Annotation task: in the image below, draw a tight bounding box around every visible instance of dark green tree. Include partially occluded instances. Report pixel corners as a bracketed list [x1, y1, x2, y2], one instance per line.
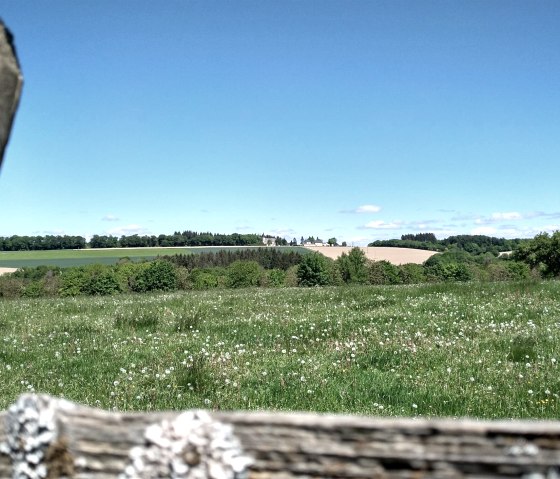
[297, 253, 330, 287]
[336, 247, 368, 284]
[134, 261, 177, 292]
[227, 260, 263, 288]
[513, 231, 560, 277]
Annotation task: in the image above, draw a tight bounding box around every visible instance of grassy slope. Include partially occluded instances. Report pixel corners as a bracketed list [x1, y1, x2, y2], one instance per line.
[1, 280, 559, 418]
[0, 246, 308, 268]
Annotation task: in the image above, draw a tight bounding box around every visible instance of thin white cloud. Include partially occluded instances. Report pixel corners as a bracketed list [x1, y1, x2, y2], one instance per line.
[102, 214, 120, 222]
[363, 220, 403, 229]
[475, 211, 523, 225]
[234, 225, 254, 231]
[267, 228, 297, 238]
[356, 204, 382, 213]
[471, 226, 498, 235]
[107, 224, 150, 236]
[532, 211, 560, 219]
[451, 213, 479, 221]
[491, 212, 522, 221]
[340, 204, 382, 214]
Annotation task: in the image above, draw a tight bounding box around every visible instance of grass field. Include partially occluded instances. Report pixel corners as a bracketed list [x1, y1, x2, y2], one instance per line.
[0, 246, 305, 268]
[1, 280, 559, 418]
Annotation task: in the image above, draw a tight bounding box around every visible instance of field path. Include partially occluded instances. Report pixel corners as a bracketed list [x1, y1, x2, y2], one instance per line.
[304, 246, 437, 265]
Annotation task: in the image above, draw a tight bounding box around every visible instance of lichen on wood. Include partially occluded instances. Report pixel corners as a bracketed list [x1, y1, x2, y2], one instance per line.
[1, 395, 74, 479]
[120, 410, 251, 479]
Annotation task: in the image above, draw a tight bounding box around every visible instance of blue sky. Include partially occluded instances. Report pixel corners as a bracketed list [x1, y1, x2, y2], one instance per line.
[1, 1, 558, 245]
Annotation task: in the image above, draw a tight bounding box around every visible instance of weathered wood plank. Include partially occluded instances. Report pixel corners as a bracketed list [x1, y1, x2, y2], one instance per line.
[1, 395, 560, 478]
[0, 19, 23, 168]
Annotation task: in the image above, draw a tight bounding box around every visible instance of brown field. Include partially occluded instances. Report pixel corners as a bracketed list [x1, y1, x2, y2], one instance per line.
[304, 246, 438, 265]
[0, 267, 17, 276]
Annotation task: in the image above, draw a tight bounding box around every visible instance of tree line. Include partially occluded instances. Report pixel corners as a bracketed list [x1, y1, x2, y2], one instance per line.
[0, 231, 557, 299]
[0, 235, 86, 251]
[0, 231, 264, 251]
[370, 233, 526, 255]
[89, 231, 265, 248]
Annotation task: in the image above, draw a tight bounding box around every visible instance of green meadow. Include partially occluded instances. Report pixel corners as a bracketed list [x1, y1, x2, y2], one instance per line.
[1, 280, 559, 418]
[0, 246, 281, 268]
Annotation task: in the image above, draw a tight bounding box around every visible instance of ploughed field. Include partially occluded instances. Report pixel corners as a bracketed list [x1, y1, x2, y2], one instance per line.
[1, 280, 559, 418]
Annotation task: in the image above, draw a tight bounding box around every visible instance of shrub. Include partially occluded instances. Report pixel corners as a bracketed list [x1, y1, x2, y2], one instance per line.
[115, 262, 147, 293]
[42, 273, 61, 296]
[59, 267, 89, 296]
[297, 253, 331, 287]
[485, 262, 511, 282]
[505, 261, 531, 280]
[22, 281, 44, 298]
[259, 268, 286, 287]
[83, 264, 120, 295]
[368, 260, 401, 285]
[513, 231, 560, 278]
[0, 275, 25, 298]
[175, 266, 192, 290]
[398, 263, 426, 284]
[190, 269, 221, 290]
[423, 253, 474, 282]
[133, 260, 177, 292]
[336, 248, 368, 284]
[283, 265, 299, 287]
[227, 260, 262, 288]
[12, 265, 62, 281]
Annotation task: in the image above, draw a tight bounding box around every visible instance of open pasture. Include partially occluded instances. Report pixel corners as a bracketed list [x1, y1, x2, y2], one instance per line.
[1, 281, 559, 418]
[0, 246, 302, 269]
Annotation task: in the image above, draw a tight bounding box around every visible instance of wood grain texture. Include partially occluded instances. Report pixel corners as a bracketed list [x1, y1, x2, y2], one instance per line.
[0, 19, 23, 167]
[1, 396, 560, 478]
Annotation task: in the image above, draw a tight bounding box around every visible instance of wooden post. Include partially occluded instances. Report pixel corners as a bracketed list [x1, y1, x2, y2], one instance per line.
[0, 19, 23, 169]
[1, 395, 560, 478]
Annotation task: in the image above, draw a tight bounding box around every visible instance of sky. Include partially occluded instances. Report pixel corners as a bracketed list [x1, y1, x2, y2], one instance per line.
[0, 1, 559, 245]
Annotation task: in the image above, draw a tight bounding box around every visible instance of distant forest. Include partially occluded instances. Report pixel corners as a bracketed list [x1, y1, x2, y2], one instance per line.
[0, 231, 529, 255]
[163, 248, 304, 271]
[0, 231, 268, 251]
[369, 233, 527, 255]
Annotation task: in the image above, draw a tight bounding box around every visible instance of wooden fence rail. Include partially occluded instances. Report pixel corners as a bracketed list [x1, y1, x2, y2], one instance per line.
[1, 395, 560, 478]
[0, 19, 23, 169]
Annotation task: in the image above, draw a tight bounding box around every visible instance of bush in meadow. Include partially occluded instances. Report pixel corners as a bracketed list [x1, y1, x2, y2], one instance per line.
[297, 252, 331, 287]
[336, 247, 369, 284]
[133, 260, 177, 292]
[82, 264, 121, 295]
[0, 275, 25, 298]
[259, 268, 286, 287]
[368, 260, 401, 285]
[59, 267, 89, 296]
[423, 253, 474, 282]
[226, 260, 262, 288]
[513, 231, 560, 278]
[504, 260, 531, 280]
[190, 268, 223, 290]
[397, 263, 426, 284]
[22, 280, 44, 298]
[283, 265, 300, 287]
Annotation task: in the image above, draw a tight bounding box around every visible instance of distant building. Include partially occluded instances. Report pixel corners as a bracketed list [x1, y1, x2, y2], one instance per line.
[305, 239, 326, 246]
[261, 234, 275, 246]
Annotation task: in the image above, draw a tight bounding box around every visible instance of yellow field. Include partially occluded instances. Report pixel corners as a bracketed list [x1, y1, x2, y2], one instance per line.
[304, 246, 437, 265]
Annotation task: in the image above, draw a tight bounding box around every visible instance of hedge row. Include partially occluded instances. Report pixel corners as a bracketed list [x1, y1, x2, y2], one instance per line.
[0, 249, 536, 299]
